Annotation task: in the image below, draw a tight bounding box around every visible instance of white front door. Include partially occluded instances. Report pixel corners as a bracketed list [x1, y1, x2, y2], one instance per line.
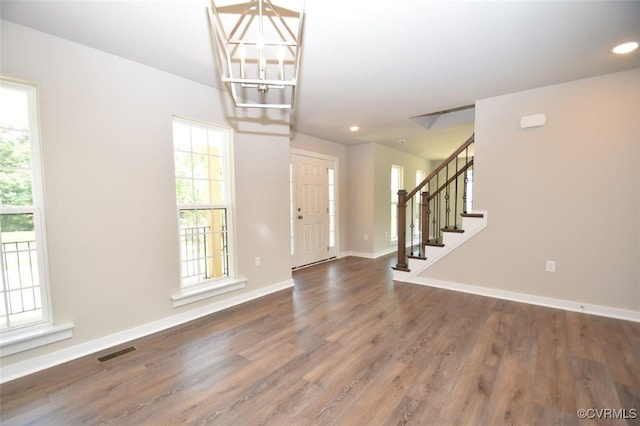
[291, 154, 335, 268]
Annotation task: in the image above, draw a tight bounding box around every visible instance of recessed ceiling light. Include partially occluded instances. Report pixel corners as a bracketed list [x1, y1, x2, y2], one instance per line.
[398, 139, 406, 144]
[611, 41, 639, 55]
[349, 125, 360, 132]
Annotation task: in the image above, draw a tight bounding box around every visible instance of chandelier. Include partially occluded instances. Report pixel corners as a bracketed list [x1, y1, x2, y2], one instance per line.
[207, 0, 305, 109]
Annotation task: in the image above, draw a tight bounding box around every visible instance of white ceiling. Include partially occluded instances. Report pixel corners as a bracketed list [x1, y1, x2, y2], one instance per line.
[1, 0, 639, 159]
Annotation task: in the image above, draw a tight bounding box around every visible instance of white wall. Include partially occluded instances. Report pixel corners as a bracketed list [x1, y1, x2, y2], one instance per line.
[347, 144, 375, 255]
[420, 68, 640, 312]
[346, 143, 430, 256]
[0, 22, 292, 368]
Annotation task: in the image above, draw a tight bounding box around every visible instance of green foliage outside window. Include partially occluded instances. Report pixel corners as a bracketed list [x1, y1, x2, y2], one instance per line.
[0, 128, 34, 232]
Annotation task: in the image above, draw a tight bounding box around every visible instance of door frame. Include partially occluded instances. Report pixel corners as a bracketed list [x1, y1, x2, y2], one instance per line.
[290, 149, 340, 269]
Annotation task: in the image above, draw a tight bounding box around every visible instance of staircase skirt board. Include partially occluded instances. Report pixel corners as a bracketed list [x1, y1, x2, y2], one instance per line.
[392, 211, 488, 281]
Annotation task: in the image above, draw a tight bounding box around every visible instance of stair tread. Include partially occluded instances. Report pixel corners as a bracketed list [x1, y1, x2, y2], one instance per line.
[408, 255, 427, 260]
[461, 213, 484, 218]
[425, 242, 445, 247]
[442, 227, 464, 233]
[391, 265, 410, 272]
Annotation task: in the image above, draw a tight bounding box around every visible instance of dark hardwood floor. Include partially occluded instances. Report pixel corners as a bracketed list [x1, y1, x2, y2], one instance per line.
[1, 255, 639, 425]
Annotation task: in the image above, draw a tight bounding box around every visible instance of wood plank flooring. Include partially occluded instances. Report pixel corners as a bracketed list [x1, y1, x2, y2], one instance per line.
[1, 254, 639, 425]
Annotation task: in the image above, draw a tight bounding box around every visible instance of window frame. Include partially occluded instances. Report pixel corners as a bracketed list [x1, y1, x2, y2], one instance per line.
[170, 116, 244, 307]
[390, 164, 404, 242]
[0, 77, 53, 333]
[414, 169, 425, 237]
[0, 77, 72, 357]
[328, 167, 336, 249]
[465, 168, 474, 213]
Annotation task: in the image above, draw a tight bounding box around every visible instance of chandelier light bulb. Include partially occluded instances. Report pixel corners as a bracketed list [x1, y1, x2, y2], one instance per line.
[238, 42, 246, 59]
[239, 42, 246, 78]
[277, 45, 285, 80]
[256, 33, 265, 52]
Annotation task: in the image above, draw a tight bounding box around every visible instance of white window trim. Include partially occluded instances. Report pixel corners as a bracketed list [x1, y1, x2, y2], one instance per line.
[0, 322, 74, 357]
[390, 164, 404, 243]
[0, 77, 71, 355]
[171, 277, 246, 308]
[327, 167, 336, 250]
[171, 116, 242, 306]
[414, 169, 425, 238]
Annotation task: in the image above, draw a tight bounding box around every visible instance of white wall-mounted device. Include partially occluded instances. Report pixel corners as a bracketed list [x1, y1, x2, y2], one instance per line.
[520, 113, 546, 129]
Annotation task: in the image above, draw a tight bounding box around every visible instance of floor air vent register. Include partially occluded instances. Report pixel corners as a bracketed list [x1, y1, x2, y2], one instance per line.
[96, 346, 137, 364]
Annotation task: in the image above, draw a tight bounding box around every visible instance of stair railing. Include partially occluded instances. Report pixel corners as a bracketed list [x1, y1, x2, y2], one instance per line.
[394, 134, 475, 271]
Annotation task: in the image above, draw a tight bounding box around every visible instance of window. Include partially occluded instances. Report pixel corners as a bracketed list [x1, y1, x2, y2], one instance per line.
[390, 165, 403, 242]
[415, 170, 425, 189]
[289, 163, 295, 256]
[0, 79, 51, 332]
[172, 118, 232, 289]
[328, 168, 336, 248]
[414, 169, 425, 235]
[465, 169, 474, 213]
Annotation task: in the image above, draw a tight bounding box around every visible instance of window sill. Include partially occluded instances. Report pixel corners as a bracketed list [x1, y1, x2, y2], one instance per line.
[171, 277, 247, 308]
[0, 323, 74, 357]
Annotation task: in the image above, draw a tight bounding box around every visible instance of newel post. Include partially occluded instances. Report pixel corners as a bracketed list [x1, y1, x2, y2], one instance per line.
[395, 189, 409, 271]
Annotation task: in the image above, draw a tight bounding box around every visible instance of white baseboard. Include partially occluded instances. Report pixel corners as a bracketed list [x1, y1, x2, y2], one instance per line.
[373, 246, 397, 258]
[345, 247, 397, 260]
[403, 276, 640, 323]
[0, 279, 294, 384]
[345, 251, 376, 259]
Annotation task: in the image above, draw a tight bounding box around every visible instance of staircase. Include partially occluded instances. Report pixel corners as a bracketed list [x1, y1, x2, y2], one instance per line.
[392, 134, 487, 281]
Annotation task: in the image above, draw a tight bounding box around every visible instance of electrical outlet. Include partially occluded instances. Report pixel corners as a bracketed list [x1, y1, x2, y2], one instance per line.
[364, 233, 368, 241]
[545, 260, 556, 272]
[255, 256, 261, 267]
